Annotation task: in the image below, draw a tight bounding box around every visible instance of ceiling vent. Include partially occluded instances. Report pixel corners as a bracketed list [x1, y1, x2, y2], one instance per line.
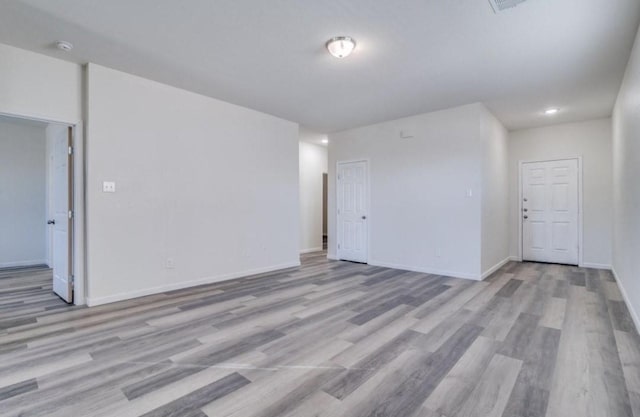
[488, 0, 528, 12]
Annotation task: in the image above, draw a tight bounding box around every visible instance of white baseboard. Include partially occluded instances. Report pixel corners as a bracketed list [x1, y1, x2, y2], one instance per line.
[611, 266, 640, 334]
[0, 259, 48, 268]
[368, 259, 481, 281]
[327, 253, 338, 260]
[300, 247, 323, 254]
[507, 256, 611, 271]
[579, 262, 612, 270]
[86, 261, 301, 307]
[481, 257, 511, 280]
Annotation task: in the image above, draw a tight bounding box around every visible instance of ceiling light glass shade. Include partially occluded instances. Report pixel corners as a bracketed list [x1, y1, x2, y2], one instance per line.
[544, 108, 559, 115]
[326, 36, 356, 58]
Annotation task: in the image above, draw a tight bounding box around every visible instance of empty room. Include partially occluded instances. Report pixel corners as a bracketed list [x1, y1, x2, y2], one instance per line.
[1, 1, 639, 416]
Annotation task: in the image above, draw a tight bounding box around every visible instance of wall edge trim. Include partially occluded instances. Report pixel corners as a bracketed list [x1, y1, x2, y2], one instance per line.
[368, 259, 481, 281]
[611, 266, 640, 334]
[0, 259, 48, 268]
[300, 247, 323, 254]
[86, 260, 301, 306]
[481, 257, 511, 280]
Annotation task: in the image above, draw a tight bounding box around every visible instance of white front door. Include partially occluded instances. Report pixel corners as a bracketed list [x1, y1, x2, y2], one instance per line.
[522, 159, 579, 265]
[337, 161, 368, 263]
[51, 126, 73, 303]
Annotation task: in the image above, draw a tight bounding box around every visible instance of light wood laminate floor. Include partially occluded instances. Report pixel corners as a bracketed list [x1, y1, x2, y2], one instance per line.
[1, 254, 639, 417]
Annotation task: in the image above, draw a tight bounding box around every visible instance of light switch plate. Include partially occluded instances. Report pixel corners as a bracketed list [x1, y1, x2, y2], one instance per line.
[103, 181, 116, 193]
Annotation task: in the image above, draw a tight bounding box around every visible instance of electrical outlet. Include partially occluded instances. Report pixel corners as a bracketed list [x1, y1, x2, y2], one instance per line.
[400, 129, 414, 139]
[103, 181, 116, 193]
[165, 257, 175, 269]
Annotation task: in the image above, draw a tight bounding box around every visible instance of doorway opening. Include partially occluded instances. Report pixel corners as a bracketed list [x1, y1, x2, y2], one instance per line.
[519, 157, 582, 266]
[0, 114, 80, 304]
[298, 136, 328, 256]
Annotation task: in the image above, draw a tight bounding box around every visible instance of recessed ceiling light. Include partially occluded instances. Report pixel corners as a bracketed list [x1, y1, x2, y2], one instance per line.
[321, 138, 329, 144]
[55, 40, 73, 52]
[326, 36, 356, 59]
[544, 108, 559, 115]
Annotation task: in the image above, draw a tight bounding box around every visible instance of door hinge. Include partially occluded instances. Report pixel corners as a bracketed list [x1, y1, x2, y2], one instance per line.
[68, 146, 73, 155]
[68, 210, 74, 219]
[69, 275, 75, 287]
[338, 243, 341, 249]
[338, 174, 341, 180]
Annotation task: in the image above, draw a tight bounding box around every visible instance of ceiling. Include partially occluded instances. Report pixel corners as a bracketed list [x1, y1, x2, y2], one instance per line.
[0, 114, 49, 129]
[0, 0, 638, 133]
[299, 127, 328, 147]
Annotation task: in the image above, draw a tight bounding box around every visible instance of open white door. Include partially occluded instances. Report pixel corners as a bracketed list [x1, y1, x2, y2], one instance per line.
[337, 161, 368, 263]
[522, 159, 579, 265]
[50, 126, 73, 303]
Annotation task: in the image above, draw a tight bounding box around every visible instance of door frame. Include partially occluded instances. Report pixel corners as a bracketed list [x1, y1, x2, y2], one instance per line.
[517, 156, 583, 267]
[1, 111, 86, 305]
[336, 158, 370, 264]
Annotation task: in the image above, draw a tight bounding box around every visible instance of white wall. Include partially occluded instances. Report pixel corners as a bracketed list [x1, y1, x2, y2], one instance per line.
[85, 64, 299, 305]
[299, 137, 327, 253]
[329, 103, 506, 279]
[0, 43, 82, 124]
[508, 119, 613, 268]
[0, 120, 47, 267]
[481, 108, 510, 276]
[612, 25, 640, 330]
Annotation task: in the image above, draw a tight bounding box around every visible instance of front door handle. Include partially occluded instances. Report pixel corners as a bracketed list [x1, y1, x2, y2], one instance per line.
[47, 219, 55, 225]
[362, 216, 367, 220]
[523, 215, 528, 220]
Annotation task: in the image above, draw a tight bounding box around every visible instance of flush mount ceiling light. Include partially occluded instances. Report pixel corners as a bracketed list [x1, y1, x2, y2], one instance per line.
[326, 36, 356, 58]
[321, 138, 329, 144]
[544, 108, 560, 115]
[55, 40, 73, 52]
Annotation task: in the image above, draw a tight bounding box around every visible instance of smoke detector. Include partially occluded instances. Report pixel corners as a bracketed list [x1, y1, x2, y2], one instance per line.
[55, 41, 73, 52]
[488, 0, 528, 13]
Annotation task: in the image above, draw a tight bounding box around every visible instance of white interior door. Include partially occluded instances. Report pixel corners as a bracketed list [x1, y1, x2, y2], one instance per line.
[337, 161, 368, 263]
[522, 159, 578, 265]
[51, 126, 73, 303]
